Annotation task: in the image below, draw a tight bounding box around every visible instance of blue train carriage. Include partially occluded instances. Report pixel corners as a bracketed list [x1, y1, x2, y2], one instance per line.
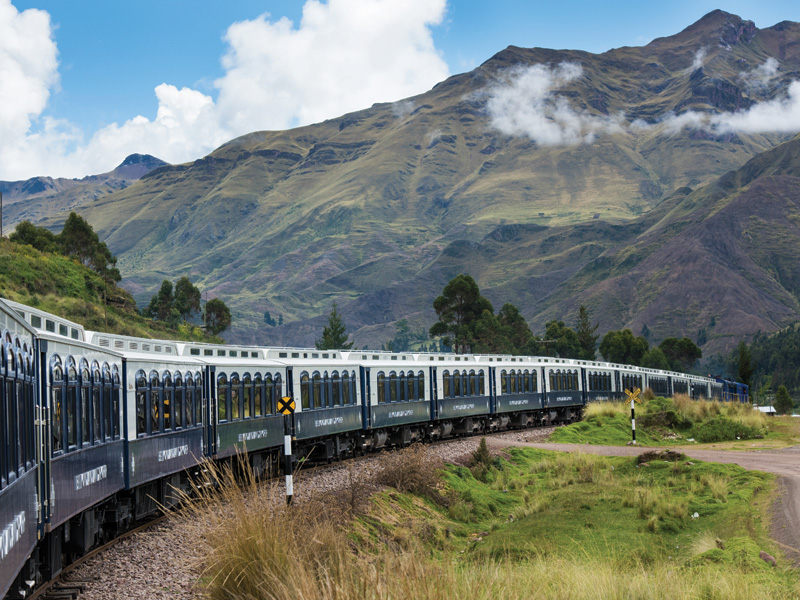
[541, 357, 586, 422]
[189, 343, 286, 477]
[340, 350, 430, 450]
[267, 348, 361, 461]
[0, 300, 40, 599]
[86, 332, 206, 519]
[485, 354, 546, 428]
[427, 353, 492, 436]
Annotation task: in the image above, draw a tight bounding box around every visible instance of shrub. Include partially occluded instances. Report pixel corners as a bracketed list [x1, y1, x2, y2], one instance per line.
[375, 444, 443, 500]
[690, 417, 763, 443]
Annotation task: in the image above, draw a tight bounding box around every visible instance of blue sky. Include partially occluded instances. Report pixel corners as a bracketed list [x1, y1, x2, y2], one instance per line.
[3, 0, 800, 180]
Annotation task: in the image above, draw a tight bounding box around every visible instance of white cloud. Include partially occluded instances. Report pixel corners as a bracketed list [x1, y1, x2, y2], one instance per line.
[740, 57, 779, 91]
[0, 0, 449, 180]
[485, 63, 624, 146]
[691, 47, 707, 71]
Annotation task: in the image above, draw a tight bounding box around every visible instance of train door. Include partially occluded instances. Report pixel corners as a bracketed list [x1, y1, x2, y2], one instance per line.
[488, 367, 496, 413]
[37, 339, 50, 536]
[429, 367, 438, 419]
[540, 367, 547, 408]
[360, 366, 371, 429]
[205, 365, 216, 457]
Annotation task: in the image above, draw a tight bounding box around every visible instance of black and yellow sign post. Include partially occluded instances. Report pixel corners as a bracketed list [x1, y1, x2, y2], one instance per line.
[278, 396, 296, 505]
[624, 387, 642, 444]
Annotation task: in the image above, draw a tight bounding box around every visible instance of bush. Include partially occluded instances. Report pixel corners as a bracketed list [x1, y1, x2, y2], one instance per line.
[690, 417, 763, 443]
[639, 397, 692, 430]
[375, 444, 443, 500]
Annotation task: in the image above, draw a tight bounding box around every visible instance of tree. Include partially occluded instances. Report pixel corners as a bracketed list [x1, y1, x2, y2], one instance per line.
[60, 212, 100, 266]
[174, 276, 201, 321]
[599, 329, 648, 365]
[736, 341, 754, 389]
[576, 305, 599, 360]
[774, 385, 793, 415]
[641, 347, 670, 370]
[472, 309, 515, 354]
[9, 220, 60, 253]
[429, 274, 493, 353]
[316, 302, 353, 350]
[384, 319, 412, 352]
[146, 280, 175, 321]
[659, 337, 702, 372]
[204, 298, 231, 335]
[498, 303, 535, 353]
[541, 320, 581, 358]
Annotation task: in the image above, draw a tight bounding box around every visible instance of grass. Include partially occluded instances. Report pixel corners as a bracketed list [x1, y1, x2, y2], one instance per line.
[178, 445, 800, 600]
[552, 395, 772, 446]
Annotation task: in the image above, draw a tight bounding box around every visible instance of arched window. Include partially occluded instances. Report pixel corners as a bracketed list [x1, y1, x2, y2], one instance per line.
[442, 370, 451, 398]
[50, 356, 64, 453]
[217, 373, 228, 423]
[243, 374, 252, 418]
[343, 371, 352, 405]
[418, 371, 426, 400]
[274, 374, 283, 409]
[501, 370, 508, 394]
[80, 361, 91, 445]
[300, 372, 310, 410]
[376, 372, 385, 403]
[254, 374, 264, 416]
[389, 372, 398, 403]
[511, 370, 519, 394]
[163, 372, 173, 430]
[136, 370, 147, 436]
[453, 370, 461, 397]
[103, 364, 113, 440]
[150, 371, 162, 432]
[92, 362, 102, 442]
[399, 371, 408, 402]
[174, 372, 184, 429]
[264, 373, 273, 415]
[230, 373, 240, 420]
[530, 370, 537, 393]
[185, 372, 195, 426]
[312, 372, 322, 409]
[332, 371, 341, 406]
[194, 371, 203, 425]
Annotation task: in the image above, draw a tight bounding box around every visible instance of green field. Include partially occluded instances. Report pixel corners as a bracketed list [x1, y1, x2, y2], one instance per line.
[186, 440, 799, 600]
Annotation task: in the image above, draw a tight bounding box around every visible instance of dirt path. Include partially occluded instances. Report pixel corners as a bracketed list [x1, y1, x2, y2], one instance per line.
[486, 437, 800, 565]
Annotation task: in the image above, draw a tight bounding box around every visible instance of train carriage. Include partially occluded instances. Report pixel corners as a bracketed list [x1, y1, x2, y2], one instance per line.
[543, 359, 585, 421]
[487, 355, 546, 428]
[428, 354, 492, 435]
[0, 301, 39, 600]
[186, 343, 285, 476]
[267, 349, 362, 460]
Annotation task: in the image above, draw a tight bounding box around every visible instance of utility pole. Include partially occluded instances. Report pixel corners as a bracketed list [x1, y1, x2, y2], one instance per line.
[1, 191, 3, 238]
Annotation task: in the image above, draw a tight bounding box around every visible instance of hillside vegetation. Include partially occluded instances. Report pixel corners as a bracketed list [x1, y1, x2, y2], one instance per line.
[0, 238, 219, 342]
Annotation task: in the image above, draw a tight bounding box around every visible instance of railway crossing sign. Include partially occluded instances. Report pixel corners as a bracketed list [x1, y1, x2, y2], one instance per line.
[624, 387, 642, 404]
[278, 396, 296, 415]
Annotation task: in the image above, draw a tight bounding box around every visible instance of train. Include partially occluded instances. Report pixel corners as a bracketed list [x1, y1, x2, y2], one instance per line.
[0, 297, 748, 598]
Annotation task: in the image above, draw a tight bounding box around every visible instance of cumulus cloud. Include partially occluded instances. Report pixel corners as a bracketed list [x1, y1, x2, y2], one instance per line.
[485, 63, 625, 146]
[0, 0, 449, 180]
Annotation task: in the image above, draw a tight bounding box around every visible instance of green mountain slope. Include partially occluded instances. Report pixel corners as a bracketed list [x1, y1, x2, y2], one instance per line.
[28, 10, 800, 352]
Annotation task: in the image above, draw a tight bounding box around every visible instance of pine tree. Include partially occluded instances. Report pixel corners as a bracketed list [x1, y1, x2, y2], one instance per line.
[774, 385, 793, 415]
[576, 305, 599, 360]
[316, 302, 353, 350]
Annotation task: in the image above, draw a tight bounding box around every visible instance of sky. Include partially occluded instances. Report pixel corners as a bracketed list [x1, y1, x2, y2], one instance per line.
[3, 0, 800, 180]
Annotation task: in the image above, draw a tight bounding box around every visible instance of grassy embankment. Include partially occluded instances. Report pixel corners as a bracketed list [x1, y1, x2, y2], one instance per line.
[550, 394, 799, 449]
[179, 439, 798, 599]
[0, 238, 219, 341]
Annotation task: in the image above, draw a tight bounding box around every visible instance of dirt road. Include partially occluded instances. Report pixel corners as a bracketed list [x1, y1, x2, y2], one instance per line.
[486, 437, 800, 565]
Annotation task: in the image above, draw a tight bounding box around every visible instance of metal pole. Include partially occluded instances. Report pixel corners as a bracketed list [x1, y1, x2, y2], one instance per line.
[1, 191, 3, 238]
[631, 396, 636, 444]
[283, 414, 293, 505]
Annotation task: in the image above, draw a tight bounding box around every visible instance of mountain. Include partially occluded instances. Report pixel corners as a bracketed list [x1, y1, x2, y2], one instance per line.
[2, 154, 167, 227]
[25, 11, 800, 355]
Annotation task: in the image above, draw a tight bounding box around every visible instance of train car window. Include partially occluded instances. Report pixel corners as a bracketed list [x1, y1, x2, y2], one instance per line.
[264, 373, 274, 415]
[324, 372, 333, 408]
[195, 372, 203, 425]
[80, 364, 91, 445]
[254, 374, 264, 416]
[230, 374, 241, 420]
[59, 324, 68, 336]
[275, 374, 283, 409]
[342, 372, 352, 406]
[136, 371, 147, 436]
[511, 370, 518, 394]
[332, 371, 341, 407]
[417, 371, 424, 400]
[67, 362, 78, 448]
[389, 372, 398, 403]
[243, 374, 252, 418]
[499, 370, 507, 394]
[45, 319, 55, 332]
[185, 374, 195, 426]
[113, 367, 121, 438]
[150, 372, 162, 433]
[311, 372, 322, 409]
[442, 370, 451, 398]
[300, 372, 310, 410]
[174, 373, 184, 429]
[217, 373, 229, 422]
[30, 315, 41, 328]
[163, 373, 173, 430]
[453, 370, 462, 397]
[50, 359, 64, 453]
[377, 372, 385, 404]
[92, 365, 102, 442]
[406, 372, 414, 402]
[102, 365, 112, 440]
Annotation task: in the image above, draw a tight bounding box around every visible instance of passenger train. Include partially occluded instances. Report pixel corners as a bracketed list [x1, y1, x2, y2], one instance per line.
[0, 298, 748, 598]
